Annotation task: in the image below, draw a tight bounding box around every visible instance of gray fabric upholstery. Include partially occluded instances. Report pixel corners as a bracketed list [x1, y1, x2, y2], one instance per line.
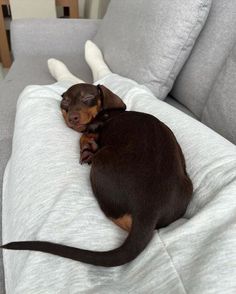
[165, 96, 197, 119]
[171, 0, 236, 118]
[11, 19, 101, 58]
[202, 43, 236, 144]
[94, 0, 212, 99]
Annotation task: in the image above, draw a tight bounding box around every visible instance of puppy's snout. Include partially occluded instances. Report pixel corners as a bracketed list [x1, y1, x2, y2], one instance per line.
[68, 112, 80, 124]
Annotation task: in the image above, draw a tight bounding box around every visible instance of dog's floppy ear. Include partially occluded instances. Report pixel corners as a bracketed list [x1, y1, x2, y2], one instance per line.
[97, 85, 126, 110]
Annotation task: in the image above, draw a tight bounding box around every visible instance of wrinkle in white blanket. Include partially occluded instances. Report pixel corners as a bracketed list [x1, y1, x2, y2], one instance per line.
[2, 74, 236, 294]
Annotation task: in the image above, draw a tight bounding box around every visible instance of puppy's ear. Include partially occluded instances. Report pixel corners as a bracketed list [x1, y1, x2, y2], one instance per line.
[97, 85, 126, 110]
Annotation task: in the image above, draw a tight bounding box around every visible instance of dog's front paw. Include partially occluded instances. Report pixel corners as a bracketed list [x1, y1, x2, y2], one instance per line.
[81, 140, 98, 153]
[79, 134, 99, 164]
[80, 149, 94, 165]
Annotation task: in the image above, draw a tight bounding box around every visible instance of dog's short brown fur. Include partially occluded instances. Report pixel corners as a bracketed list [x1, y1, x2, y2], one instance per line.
[2, 84, 193, 267]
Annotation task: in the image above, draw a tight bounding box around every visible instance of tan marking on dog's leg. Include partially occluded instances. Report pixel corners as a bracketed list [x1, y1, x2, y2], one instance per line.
[80, 133, 98, 151]
[110, 215, 132, 232]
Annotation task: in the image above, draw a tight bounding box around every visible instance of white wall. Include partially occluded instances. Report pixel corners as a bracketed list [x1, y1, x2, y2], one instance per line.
[9, 0, 110, 20]
[9, 0, 56, 19]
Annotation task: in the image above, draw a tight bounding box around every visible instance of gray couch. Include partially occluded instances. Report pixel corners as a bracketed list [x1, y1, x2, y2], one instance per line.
[1, 0, 236, 292]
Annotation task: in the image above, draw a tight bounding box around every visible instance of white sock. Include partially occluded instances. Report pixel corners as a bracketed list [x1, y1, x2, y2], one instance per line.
[85, 40, 112, 82]
[47, 58, 85, 84]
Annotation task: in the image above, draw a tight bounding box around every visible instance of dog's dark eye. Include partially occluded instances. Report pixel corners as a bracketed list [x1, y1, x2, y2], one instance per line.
[81, 95, 96, 107]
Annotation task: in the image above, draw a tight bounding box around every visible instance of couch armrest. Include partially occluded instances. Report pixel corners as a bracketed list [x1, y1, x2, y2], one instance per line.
[11, 19, 101, 58]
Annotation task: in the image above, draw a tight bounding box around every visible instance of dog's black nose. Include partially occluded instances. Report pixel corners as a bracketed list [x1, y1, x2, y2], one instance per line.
[69, 113, 80, 124]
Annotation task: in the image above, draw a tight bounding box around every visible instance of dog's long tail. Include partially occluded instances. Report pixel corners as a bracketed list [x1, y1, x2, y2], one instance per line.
[1, 213, 157, 267]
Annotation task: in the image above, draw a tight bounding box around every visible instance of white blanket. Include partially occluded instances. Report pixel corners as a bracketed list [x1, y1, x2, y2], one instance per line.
[3, 74, 236, 294]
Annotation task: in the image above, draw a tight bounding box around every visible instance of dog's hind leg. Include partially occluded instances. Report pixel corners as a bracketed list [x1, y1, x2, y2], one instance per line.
[48, 58, 85, 84]
[85, 40, 112, 82]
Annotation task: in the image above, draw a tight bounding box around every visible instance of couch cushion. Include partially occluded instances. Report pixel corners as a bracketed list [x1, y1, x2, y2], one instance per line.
[94, 0, 211, 100]
[165, 96, 197, 119]
[11, 19, 101, 59]
[201, 43, 236, 144]
[171, 0, 236, 118]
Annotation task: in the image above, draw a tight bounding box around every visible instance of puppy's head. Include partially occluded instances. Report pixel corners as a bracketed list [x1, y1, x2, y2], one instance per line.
[61, 83, 126, 132]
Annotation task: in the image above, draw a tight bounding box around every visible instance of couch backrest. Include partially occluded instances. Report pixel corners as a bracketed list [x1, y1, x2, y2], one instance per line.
[201, 42, 236, 144]
[171, 0, 236, 119]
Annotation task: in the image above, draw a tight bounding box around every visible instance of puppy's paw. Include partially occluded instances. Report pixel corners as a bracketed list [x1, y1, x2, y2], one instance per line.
[80, 135, 98, 152]
[81, 140, 98, 153]
[80, 150, 94, 165]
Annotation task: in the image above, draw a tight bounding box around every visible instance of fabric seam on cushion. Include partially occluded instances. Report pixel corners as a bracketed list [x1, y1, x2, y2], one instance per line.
[158, 232, 188, 294]
[161, 0, 211, 98]
[200, 40, 236, 121]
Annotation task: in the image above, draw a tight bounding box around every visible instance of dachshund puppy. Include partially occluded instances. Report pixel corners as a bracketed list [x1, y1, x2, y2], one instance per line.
[2, 83, 193, 267]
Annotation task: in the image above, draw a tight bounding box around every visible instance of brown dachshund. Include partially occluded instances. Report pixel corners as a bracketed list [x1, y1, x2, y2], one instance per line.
[2, 83, 193, 267]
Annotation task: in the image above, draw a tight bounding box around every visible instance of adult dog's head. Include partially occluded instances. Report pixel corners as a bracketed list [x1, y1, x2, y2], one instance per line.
[61, 83, 126, 132]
